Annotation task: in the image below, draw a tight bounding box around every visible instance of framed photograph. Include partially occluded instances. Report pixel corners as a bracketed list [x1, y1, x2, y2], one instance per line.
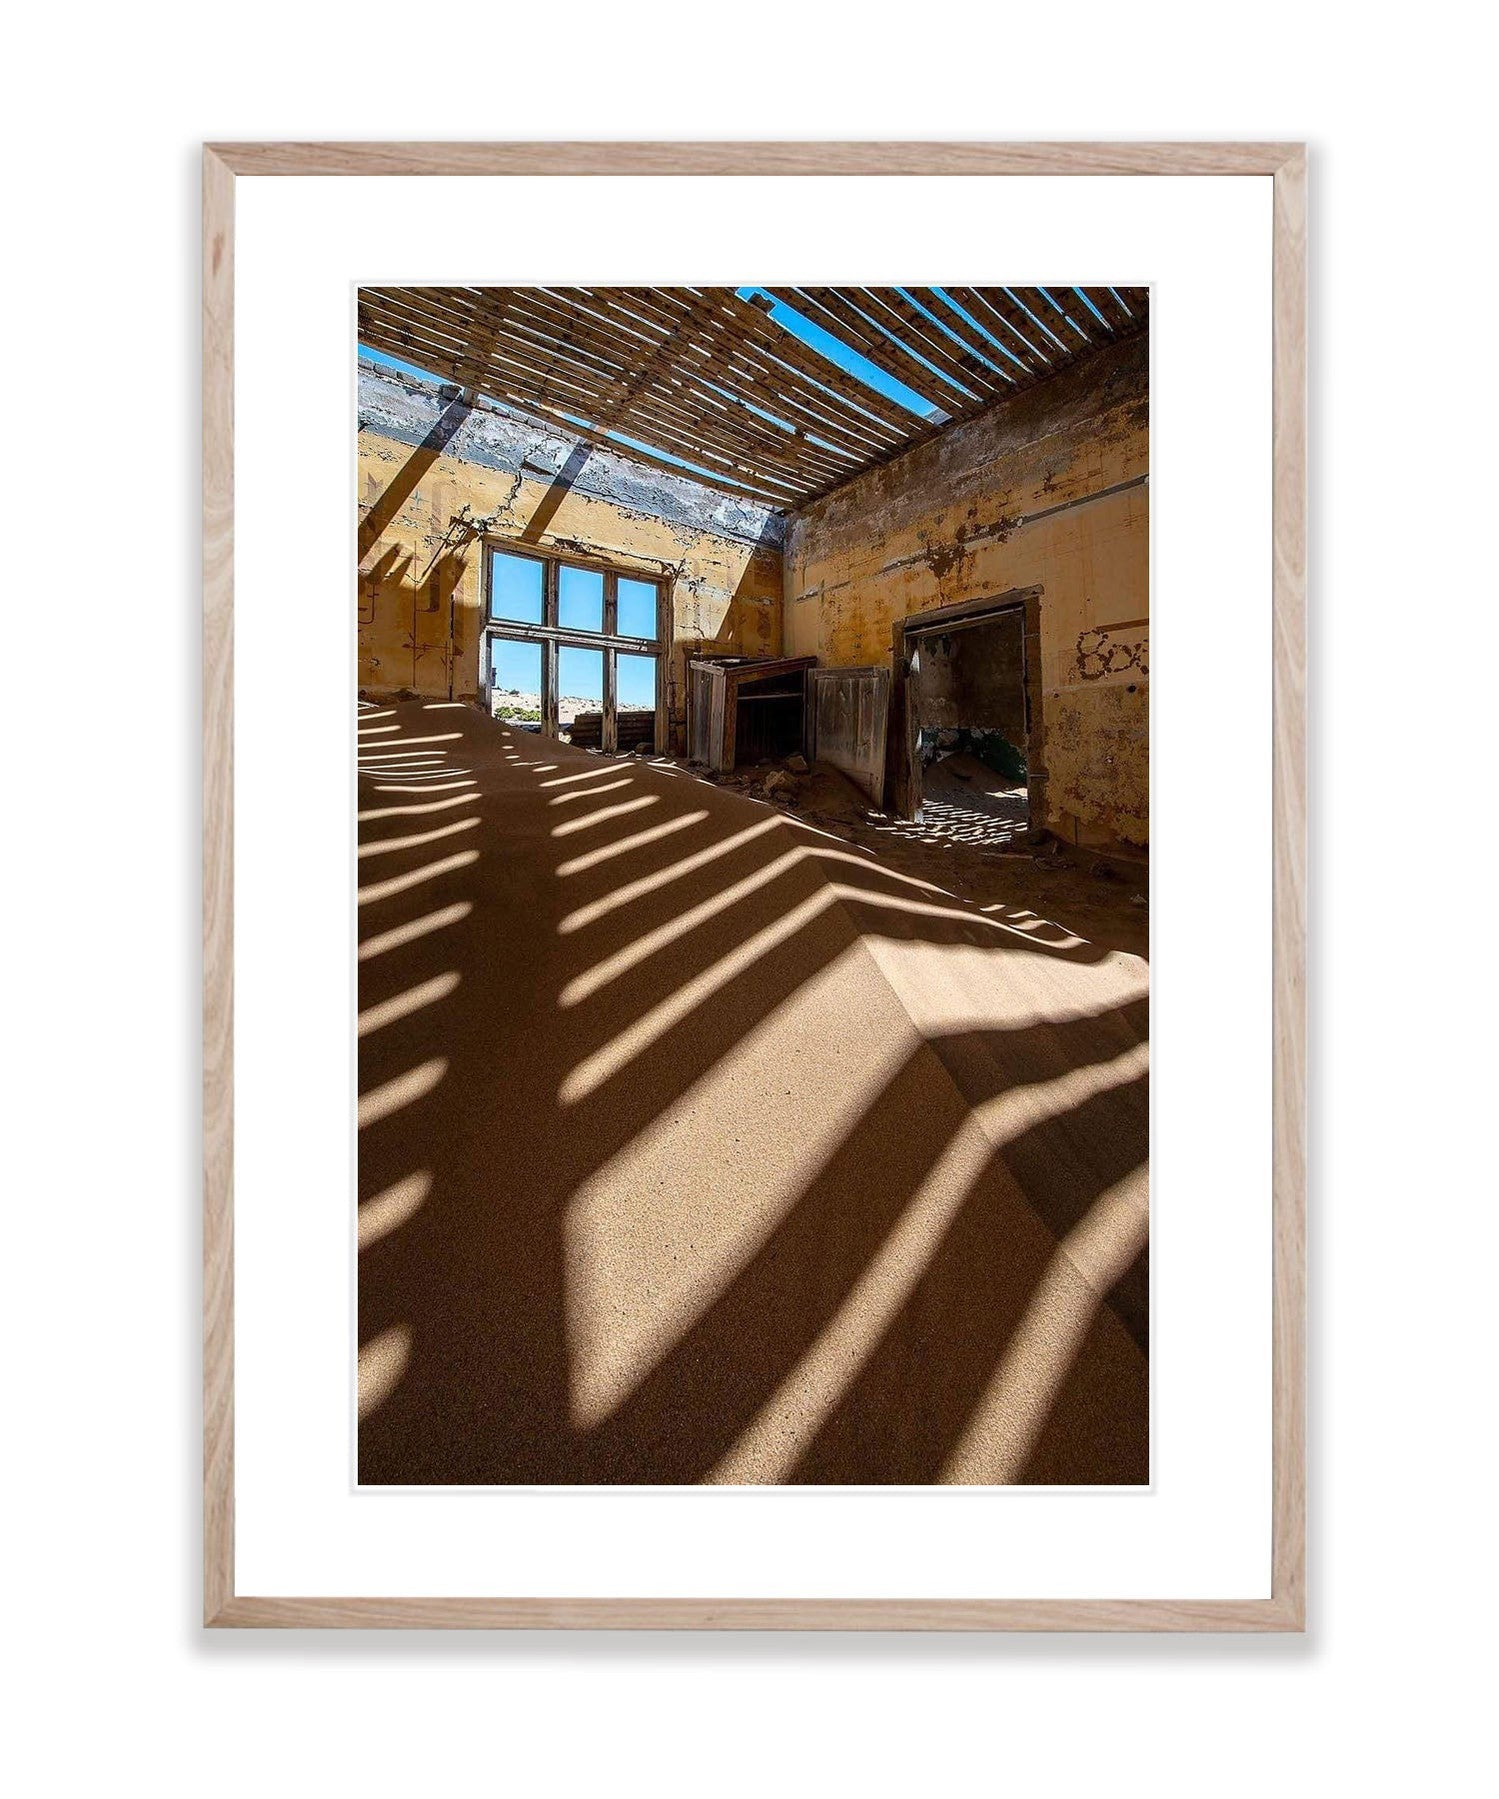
[204, 141, 1305, 1628]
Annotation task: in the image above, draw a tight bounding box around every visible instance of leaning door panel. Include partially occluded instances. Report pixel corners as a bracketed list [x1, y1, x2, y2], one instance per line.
[808, 666, 890, 806]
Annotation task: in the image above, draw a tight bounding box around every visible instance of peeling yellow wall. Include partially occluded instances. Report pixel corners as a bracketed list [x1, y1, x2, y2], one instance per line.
[357, 368, 783, 742]
[360, 350, 1149, 845]
[785, 336, 1150, 847]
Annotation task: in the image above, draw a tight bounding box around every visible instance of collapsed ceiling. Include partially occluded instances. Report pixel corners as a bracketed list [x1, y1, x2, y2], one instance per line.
[356, 286, 1149, 510]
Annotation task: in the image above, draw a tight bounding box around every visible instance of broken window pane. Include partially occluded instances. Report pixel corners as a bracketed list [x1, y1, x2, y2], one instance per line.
[489, 550, 543, 624]
[617, 578, 658, 640]
[558, 645, 604, 744]
[488, 637, 543, 728]
[617, 653, 658, 752]
[558, 565, 604, 633]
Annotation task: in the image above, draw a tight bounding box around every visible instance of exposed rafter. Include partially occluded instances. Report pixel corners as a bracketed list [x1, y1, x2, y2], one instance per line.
[357, 285, 1149, 510]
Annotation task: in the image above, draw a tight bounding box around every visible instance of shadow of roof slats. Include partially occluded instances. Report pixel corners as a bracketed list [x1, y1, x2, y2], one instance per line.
[356, 700, 1149, 1486]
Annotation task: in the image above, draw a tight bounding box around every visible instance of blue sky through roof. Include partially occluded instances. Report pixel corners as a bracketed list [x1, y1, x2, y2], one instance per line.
[359, 285, 950, 493]
[361, 299, 941, 425]
[734, 288, 941, 420]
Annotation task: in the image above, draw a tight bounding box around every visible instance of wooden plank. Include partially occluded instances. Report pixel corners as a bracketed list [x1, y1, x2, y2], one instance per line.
[362, 288, 816, 491]
[601, 646, 618, 754]
[707, 666, 728, 771]
[921, 288, 1046, 379]
[452, 287, 640, 390]
[213, 1594, 1302, 1630]
[494, 286, 862, 473]
[1004, 287, 1079, 357]
[202, 143, 236, 1629]
[655, 582, 670, 755]
[599, 286, 922, 451]
[1030, 286, 1095, 347]
[359, 321, 794, 503]
[957, 288, 1058, 376]
[809, 665, 890, 806]
[214, 140, 1301, 1634]
[444, 288, 635, 396]
[687, 660, 725, 767]
[1080, 286, 1132, 333]
[887, 612, 916, 818]
[860, 287, 1016, 402]
[721, 667, 737, 771]
[1117, 286, 1151, 326]
[361, 292, 622, 409]
[609, 284, 917, 441]
[854, 287, 1005, 401]
[215, 140, 1304, 178]
[363, 279, 1143, 509]
[506, 284, 896, 467]
[359, 289, 515, 385]
[453, 289, 858, 493]
[792, 286, 974, 417]
[1271, 143, 1308, 1633]
[363, 289, 837, 493]
[559, 295, 884, 481]
[702, 290, 930, 441]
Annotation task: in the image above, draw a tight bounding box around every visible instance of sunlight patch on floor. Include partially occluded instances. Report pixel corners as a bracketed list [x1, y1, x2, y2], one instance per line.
[562, 944, 916, 1438]
[708, 1043, 1149, 1483]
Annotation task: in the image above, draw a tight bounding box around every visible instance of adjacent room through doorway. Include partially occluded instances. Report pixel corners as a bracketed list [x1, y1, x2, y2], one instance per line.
[897, 598, 1033, 849]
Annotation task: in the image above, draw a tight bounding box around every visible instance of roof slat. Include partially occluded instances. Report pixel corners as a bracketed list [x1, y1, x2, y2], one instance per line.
[1031, 287, 1096, 348]
[786, 288, 970, 417]
[955, 288, 1059, 377]
[366, 287, 846, 492]
[357, 283, 1148, 509]
[359, 307, 807, 500]
[600, 286, 921, 448]
[1078, 287, 1129, 334]
[858, 288, 1016, 403]
[474, 285, 881, 482]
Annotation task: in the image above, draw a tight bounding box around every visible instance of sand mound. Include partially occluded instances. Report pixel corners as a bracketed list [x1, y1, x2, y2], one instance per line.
[357, 700, 1148, 1486]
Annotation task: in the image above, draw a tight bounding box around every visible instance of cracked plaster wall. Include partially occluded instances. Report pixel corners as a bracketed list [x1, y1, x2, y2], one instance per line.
[357, 363, 784, 742]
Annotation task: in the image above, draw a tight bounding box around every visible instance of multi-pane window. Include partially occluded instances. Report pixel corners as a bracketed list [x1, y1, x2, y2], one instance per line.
[557, 565, 604, 633]
[483, 546, 665, 753]
[489, 552, 544, 625]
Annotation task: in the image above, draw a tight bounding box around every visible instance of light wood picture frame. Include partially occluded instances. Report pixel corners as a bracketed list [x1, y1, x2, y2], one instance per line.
[203, 140, 1306, 1630]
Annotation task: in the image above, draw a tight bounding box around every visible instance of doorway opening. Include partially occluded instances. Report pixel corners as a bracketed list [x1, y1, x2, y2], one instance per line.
[889, 587, 1042, 846]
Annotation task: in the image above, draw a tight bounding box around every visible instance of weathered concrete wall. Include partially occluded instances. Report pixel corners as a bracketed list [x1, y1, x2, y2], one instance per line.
[911, 612, 1027, 746]
[357, 363, 784, 740]
[784, 336, 1149, 847]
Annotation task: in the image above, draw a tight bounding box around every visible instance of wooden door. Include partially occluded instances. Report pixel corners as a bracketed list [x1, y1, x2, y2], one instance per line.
[807, 666, 890, 806]
[687, 661, 729, 771]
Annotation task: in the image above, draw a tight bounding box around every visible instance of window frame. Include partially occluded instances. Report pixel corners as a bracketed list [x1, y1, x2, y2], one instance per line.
[481, 541, 669, 753]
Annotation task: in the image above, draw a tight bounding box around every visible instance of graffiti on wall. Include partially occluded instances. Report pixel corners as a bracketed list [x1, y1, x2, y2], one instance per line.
[1076, 622, 1149, 681]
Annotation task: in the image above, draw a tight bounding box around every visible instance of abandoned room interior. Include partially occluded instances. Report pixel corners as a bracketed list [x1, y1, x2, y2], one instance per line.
[356, 285, 1150, 1485]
